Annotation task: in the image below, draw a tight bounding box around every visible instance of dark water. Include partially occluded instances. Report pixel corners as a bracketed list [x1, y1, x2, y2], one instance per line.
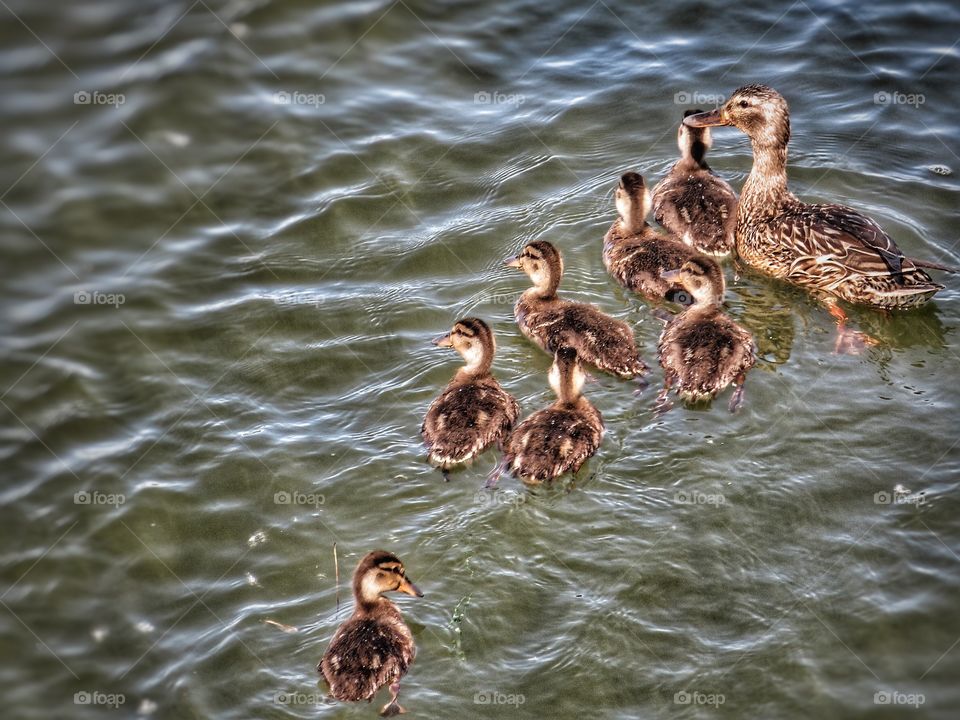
[1, 0, 959, 718]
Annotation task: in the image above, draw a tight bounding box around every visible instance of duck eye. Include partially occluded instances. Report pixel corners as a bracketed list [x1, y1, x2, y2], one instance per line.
[738, 100, 749, 108]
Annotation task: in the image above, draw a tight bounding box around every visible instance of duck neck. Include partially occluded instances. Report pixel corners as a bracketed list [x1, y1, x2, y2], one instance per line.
[679, 140, 710, 172]
[457, 347, 493, 379]
[740, 140, 790, 219]
[618, 212, 647, 236]
[528, 272, 560, 300]
[353, 578, 393, 615]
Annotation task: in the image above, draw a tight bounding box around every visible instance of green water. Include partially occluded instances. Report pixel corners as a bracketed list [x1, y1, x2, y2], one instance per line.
[1, 1, 959, 718]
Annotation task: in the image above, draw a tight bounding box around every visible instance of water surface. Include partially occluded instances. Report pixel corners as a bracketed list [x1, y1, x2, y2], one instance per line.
[1, 0, 959, 718]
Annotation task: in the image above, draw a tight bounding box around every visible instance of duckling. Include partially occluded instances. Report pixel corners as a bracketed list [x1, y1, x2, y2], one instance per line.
[422, 318, 520, 478]
[657, 258, 756, 413]
[319, 550, 423, 717]
[503, 347, 604, 483]
[603, 172, 720, 302]
[507, 240, 649, 378]
[685, 85, 955, 350]
[652, 110, 738, 255]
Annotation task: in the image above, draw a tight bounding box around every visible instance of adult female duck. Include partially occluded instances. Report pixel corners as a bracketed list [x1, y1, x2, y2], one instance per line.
[685, 85, 952, 347]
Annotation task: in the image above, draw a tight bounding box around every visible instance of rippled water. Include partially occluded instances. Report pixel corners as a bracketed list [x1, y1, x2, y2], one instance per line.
[2, 0, 959, 718]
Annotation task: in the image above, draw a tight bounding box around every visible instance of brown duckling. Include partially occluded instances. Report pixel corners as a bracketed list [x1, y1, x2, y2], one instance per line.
[503, 347, 604, 484]
[422, 318, 520, 479]
[319, 550, 423, 716]
[603, 172, 720, 302]
[652, 110, 738, 256]
[507, 240, 649, 378]
[657, 258, 757, 413]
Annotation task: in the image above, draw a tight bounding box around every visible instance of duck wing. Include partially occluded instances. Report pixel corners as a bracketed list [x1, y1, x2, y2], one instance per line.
[784, 203, 913, 279]
[549, 303, 648, 377]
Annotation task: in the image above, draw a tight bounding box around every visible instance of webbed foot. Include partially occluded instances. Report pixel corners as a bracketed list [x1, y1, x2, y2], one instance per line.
[728, 383, 746, 413]
[826, 302, 879, 355]
[380, 683, 406, 716]
[632, 374, 649, 397]
[833, 324, 879, 355]
[654, 387, 673, 416]
[485, 459, 507, 489]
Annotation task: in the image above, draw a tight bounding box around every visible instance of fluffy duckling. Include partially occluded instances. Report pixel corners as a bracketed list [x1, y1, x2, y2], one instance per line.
[657, 258, 756, 413]
[685, 85, 955, 349]
[652, 110, 738, 255]
[319, 550, 423, 717]
[603, 172, 720, 302]
[422, 318, 520, 478]
[503, 347, 604, 484]
[507, 240, 649, 378]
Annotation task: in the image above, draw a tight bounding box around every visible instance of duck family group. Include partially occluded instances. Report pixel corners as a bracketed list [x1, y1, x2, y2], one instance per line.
[317, 84, 954, 715]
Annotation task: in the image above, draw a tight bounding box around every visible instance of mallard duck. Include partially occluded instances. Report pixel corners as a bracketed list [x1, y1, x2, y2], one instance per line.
[685, 85, 954, 349]
[422, 318, 520, 479]
[657, 258, 756, 413]
[319, 550, 423, 717]
[507, 240, 649, 378]
[503, 347, 604, 483]
[604, 172, 723, 303]
[652, 110, 738, 255]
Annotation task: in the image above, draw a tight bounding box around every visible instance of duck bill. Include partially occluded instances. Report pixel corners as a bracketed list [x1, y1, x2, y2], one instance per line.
[683, 107, 729, 128]
[504, 256, 522, 269]
[660, 269, 681, 281]
[432, 332, 453, 347]
[397, 577, 423, 598]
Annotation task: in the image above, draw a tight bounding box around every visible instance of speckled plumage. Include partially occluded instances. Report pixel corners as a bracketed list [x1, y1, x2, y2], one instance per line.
[503, 348, 604, 483]
[321, 614, 414, 704]
[604, 172, 720, 302]
[685, 85, 947, 309]
[657, 259, 756, 410]
[509, 240, 648, 378]
[652, 111, 738, 255]
[422, 318, 519, 470]
[659, 305, 756, 403]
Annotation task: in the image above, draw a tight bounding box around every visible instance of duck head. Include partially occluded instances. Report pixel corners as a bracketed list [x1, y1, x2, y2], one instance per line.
[505, 240, 563, 298]
[614, 171, 650, 234]
[679, 109, 712, 166]
[353, 550, 423, 608]
[685, 84, 790, 149]
[661, 257, 726, 306]
[548, 346, 586, 405]
[432, 317, 495, 375]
